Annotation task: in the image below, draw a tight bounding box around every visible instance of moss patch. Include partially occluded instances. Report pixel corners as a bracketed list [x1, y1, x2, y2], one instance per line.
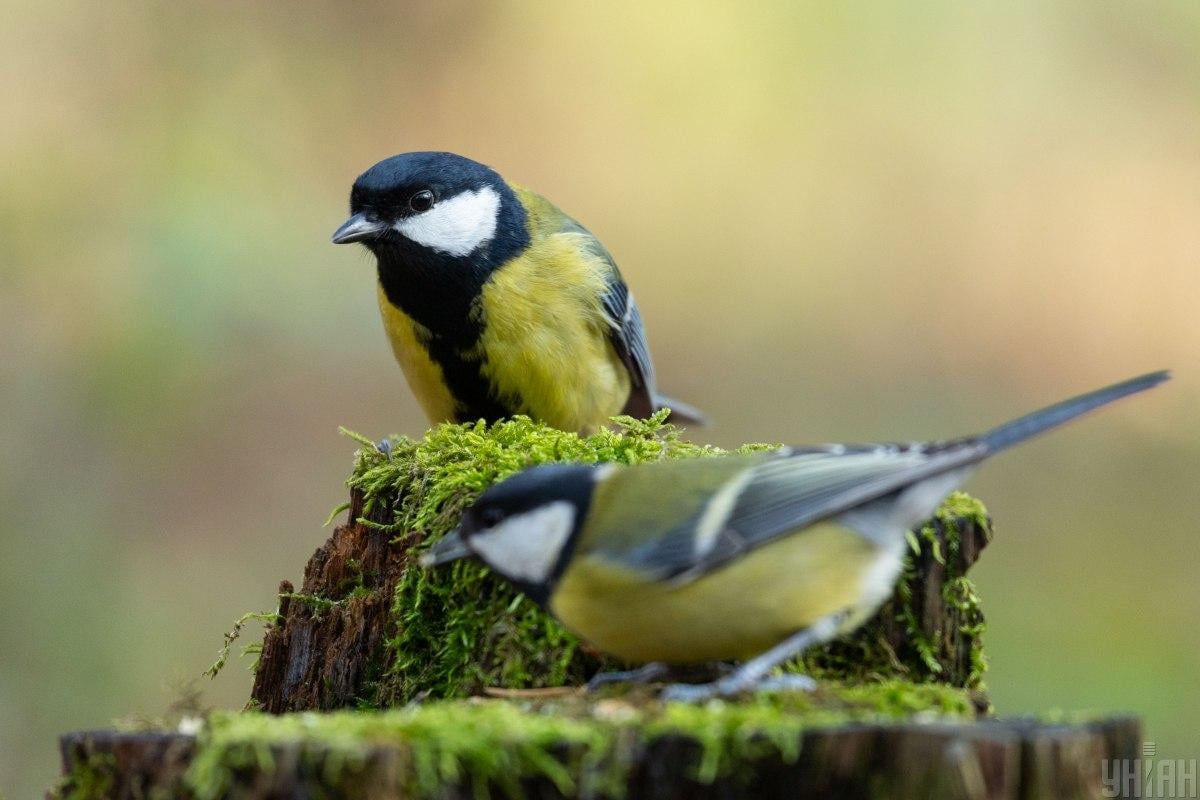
[186, 682, 976, 799]
[51, 751, 116, 800]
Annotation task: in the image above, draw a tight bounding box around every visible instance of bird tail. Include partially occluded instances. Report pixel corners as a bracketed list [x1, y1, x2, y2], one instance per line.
[981, 370, 1170, 454]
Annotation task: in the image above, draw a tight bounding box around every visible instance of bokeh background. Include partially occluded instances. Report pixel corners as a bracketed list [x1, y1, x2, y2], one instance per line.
[3, 1, 1199, 795]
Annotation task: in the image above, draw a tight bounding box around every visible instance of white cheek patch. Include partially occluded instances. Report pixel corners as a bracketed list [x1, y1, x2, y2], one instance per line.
[469, 501, 576, 583]
[394, 186, 501, 257]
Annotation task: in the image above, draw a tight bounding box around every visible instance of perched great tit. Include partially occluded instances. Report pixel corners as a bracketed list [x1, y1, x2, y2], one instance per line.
[424, 371, 1168, 700]
[332, 152, 703, 434]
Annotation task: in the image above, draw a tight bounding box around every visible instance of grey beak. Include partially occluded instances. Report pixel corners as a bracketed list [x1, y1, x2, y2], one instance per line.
[331, 212, 388, 244]
[419, 529, 473, 568]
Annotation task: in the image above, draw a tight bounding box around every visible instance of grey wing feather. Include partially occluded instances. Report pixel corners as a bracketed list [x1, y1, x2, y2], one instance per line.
[557, 217, 670, 419]
[602, 279, 707, 423]
[628, 441, 986, 583]
[597, 277, 662, 417]
[613, 369, 1171, 583]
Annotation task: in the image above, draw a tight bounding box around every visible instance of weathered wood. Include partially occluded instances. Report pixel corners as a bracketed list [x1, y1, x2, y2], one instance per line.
[56, 731, 195, 800]
[250, 489, 403, 712]
[1014, 717, 1143, 800]
[55, 717, 1141, 799]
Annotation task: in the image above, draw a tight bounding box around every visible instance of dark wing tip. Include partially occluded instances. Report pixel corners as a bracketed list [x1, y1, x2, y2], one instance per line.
[982, 369, 1171, 453]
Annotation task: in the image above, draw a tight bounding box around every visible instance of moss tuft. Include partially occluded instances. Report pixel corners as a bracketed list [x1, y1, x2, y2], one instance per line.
[185, 682, 975, 799]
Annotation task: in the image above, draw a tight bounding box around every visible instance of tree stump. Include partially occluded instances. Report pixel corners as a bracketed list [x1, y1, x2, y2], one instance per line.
[50, 423, 1142, 799]
[55, 731, 194, 800]
[56, 715, 1142, 799]
[245, 419, 992, 709]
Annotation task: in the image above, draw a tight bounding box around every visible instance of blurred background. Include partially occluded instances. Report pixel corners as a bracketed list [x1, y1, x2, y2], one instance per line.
[3, 0, 1198, 795]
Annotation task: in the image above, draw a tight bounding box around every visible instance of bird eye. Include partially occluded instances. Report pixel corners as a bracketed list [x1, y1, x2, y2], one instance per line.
[408, 189, 435, 213]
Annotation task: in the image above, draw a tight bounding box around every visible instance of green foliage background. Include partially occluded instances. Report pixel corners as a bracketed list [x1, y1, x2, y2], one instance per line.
[3, 2, 1199, 796]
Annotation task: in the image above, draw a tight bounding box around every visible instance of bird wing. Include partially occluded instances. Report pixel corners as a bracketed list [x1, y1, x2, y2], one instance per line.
[612, 369, 1174, 583]
[600, 279, 665, 419]
[555, 218, 659, 417]
[550, 214, 705, 423]
[596, 440, 986, 583]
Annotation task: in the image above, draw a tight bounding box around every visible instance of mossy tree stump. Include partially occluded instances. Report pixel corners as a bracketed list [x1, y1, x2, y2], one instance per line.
[55, 417, 1141, 799]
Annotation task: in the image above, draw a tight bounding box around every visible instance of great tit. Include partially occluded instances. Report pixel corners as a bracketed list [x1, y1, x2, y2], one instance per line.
[332, 152, 703, 434]
[423, 371, 1168, 700]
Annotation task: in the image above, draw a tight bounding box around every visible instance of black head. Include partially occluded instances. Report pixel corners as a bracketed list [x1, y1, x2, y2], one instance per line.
[332, 151, 528, 260]
[332, 152, 531, 338]
[423, 462, 605, 604]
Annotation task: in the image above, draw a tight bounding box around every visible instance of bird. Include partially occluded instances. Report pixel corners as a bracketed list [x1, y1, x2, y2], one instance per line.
[331, 151, 703, 434]
[422, 371, 1169, 701]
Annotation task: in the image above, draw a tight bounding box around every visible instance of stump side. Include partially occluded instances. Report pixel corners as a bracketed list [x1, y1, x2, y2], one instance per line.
[248, 486, 403, 712]
[54, 731, 195, 800]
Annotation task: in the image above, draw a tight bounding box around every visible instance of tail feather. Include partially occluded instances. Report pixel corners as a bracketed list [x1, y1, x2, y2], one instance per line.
[982, 370, 1170, 454]
[655, 393, 708, 427]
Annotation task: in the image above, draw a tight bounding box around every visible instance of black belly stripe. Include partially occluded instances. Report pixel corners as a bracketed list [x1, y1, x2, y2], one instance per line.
[420, 333, 515, 423]
[370, 189, 533, 424]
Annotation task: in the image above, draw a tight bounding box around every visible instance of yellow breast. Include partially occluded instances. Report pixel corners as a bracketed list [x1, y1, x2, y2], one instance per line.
[474, 236, 631, 434]
[550, 525, 887, 663]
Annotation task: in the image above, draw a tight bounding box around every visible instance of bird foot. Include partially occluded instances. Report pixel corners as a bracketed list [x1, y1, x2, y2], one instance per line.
[586, 662, 670, 692]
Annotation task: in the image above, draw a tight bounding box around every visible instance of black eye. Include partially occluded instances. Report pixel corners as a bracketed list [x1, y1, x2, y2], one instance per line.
[408, 189, 435, 213]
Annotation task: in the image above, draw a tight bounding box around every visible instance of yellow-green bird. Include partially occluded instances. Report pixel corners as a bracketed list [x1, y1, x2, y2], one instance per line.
[423, 371, 1168, 700]
[332, 151, 703, 433]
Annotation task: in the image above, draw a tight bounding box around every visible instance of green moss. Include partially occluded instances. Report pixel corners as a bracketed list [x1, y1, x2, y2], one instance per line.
[935, 491, 990, 531]
[185, 682, 975, 799]
[49, 750, 116, 800]
[205, 611, 278, 680]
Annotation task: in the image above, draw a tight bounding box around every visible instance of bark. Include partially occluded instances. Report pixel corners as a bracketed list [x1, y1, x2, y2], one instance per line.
[250, 488, 403, 712]
[55, 731, 194, 800]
